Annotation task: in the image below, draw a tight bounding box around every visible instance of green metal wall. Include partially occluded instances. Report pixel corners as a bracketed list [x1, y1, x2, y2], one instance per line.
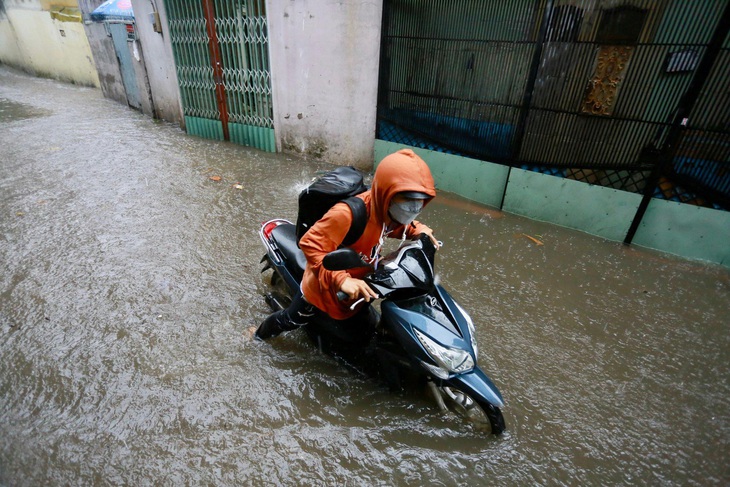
[377, 0, 730, 266]
[165, 0, 274, 152]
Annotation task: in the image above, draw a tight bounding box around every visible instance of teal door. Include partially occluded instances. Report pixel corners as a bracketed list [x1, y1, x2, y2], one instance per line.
[164, 0, 275, 152]
[108, 23, 141, 110]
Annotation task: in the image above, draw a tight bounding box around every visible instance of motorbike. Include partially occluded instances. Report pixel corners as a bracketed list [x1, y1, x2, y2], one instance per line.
[259, 219, 506, 435]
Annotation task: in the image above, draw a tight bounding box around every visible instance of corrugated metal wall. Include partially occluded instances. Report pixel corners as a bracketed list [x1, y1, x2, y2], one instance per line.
[378, 0, 730, 211]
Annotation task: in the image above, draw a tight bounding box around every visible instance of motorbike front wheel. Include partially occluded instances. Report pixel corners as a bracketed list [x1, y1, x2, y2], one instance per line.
[438, 385, 505, 435]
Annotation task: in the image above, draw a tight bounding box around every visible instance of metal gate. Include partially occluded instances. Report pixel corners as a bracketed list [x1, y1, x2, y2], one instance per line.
[164, 0, 274, 152]
[378, 0, 730, 221]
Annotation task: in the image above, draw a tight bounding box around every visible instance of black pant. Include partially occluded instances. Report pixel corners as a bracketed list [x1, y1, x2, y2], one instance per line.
[256, 293, 376, 345]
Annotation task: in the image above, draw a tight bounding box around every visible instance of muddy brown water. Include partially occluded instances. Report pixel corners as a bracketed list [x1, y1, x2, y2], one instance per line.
[1, 66, 728, 486]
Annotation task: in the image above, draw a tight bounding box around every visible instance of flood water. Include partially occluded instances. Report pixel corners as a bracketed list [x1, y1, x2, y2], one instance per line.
[1, 65, 728, 486]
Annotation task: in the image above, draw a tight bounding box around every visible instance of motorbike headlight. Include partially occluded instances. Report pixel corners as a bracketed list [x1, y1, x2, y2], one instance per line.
[455, 301, 478, 359]
[414, 329, 474, 375]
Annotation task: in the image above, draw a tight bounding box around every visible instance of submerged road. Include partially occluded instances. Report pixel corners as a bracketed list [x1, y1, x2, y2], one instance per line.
[1, 65, 729, 485]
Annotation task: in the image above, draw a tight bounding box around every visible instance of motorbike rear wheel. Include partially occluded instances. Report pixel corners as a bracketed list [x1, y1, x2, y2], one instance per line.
[438, 385, 505, 435]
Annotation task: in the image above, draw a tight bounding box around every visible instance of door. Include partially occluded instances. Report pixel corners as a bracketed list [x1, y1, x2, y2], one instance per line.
[108, 23, 142, 110]
[164, 0, 275, 152]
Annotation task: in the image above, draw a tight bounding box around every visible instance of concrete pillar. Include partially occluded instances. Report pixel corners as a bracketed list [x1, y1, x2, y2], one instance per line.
[267, 0, 384, 170]
[131, 0, 184, 125]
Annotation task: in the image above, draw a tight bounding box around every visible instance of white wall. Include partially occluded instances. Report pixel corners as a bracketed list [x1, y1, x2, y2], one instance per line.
[267, 0, 383, 170]
[130, 0, 183, 124]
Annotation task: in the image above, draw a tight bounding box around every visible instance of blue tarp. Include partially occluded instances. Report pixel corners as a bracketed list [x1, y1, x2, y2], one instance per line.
[90, 0, 134, 22]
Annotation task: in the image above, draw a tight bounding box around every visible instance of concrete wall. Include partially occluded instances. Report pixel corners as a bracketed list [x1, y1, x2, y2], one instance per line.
[0, 0, 99, 87]
[126, 30, 155, 116]
[632, 199, 730, 266]
[503, 169, 643, 243]
[375, 140, 730, 268]
[84, 23, 127, 104]
[130, 0, 183, 124]
[267, 0, 383, 170]
[77, 0, 126, 105]
[75, 0, 182, 124]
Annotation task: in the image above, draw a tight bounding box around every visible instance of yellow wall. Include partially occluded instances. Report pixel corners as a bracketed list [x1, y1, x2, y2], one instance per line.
[0, 2, 100, 87]
[41, 1, 81, 8]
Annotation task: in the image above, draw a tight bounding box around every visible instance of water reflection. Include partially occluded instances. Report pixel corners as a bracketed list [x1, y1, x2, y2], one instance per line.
[0, 97, 52, 122]
[0, 65, 728, 485]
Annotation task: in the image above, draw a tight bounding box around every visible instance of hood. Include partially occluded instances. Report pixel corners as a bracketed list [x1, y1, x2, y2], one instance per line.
[371, 149, 436, 223]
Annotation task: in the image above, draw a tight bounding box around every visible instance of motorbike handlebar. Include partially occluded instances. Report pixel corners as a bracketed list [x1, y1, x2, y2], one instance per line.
[333, 234, 437, 308]
[336, 290, 379, 310]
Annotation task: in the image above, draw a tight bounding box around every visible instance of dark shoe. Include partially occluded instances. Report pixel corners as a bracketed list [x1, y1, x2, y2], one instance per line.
[255, 311, 285, 340]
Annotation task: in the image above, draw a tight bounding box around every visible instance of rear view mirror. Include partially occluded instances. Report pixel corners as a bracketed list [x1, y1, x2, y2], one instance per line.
[322, 249, 372, 271]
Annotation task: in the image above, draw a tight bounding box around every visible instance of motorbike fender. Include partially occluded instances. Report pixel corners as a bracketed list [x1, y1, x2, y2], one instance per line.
[263, 251, 301, 296]
[447, 366, 505, 409]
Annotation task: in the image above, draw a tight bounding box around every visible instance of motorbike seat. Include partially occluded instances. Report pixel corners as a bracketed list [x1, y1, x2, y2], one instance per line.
[270, 223, 307, 277]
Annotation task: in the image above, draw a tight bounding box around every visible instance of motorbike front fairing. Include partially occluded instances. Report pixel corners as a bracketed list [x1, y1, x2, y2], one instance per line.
[369, 237, 504, 408]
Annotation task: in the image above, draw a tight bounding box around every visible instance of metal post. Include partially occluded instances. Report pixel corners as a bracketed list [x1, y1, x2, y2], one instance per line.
[202, 0, 229, 141]
[376, 0, 392, 115]
[501, 0, 553, 210]
[624, 0, 730, 245]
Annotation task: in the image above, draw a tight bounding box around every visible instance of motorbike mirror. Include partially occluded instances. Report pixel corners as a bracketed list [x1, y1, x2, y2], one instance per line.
[322, 249, 372, 271]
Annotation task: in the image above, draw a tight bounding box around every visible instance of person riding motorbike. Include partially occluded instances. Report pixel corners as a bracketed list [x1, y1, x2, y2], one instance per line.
[255, 149, 439, 341]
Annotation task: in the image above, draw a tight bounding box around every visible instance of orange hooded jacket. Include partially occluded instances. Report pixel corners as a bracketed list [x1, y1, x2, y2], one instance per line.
[299, 149, 436, 320]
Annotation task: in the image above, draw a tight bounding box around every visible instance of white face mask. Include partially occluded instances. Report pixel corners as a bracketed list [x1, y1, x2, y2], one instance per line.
[389, 199, 424, 225]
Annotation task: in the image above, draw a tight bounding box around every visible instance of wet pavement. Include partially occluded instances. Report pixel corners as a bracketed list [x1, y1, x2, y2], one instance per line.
[1, 65, 729, 485]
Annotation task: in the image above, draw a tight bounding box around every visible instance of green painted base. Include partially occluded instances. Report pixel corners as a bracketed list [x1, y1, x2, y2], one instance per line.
[503, 169, 642, 243]
[634, 199, 730, 267]
[185, 116, 224, 141]
[374, 140, 508, 208]
[374, 139, 730, 267]
[184, 118, 275, 153]
[229, 123, 275, 153]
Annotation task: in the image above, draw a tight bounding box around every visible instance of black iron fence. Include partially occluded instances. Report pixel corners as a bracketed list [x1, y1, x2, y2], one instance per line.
[377, 0, 730, 224]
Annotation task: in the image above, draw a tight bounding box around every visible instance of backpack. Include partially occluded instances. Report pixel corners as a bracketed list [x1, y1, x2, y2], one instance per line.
[295, 166, 369, 247]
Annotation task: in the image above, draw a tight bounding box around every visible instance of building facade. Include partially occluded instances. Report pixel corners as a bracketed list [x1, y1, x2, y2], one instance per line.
[1, 0, 728, 266]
